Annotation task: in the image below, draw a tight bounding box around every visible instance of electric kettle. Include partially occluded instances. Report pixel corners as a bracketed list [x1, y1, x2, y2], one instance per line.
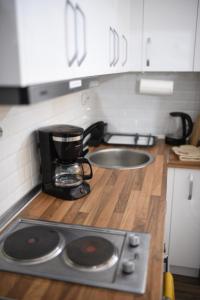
[165, 112, 193, 145]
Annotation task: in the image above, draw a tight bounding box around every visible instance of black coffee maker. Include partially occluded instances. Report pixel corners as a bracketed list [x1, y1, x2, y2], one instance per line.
[38, 125, 93, 200]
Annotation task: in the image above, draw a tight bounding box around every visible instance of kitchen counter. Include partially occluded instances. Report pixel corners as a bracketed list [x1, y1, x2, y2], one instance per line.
[167, 148, 200, 169]
[0, 141, 169, 300]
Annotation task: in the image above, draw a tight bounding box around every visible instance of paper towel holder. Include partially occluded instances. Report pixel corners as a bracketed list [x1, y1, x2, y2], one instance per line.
[139, 79, 174, 96]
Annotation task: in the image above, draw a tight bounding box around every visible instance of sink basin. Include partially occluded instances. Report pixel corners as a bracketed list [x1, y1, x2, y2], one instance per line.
[87, 148, 154, 170]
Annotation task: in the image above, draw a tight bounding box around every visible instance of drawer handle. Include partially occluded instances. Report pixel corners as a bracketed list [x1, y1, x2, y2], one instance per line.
[66, 0, 77, 67]
[122, 34, 128, 66]
[113, 29, 119, 66]
[109, 27, 115, 66]
[76, 4, 87, 66]
[146, 37, 151, 67]
[188, 174, 193, 200]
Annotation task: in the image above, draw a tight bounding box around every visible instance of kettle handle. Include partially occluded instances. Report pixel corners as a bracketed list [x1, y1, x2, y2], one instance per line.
[77, 157, 93, 180]
[182, 114, 193, 138]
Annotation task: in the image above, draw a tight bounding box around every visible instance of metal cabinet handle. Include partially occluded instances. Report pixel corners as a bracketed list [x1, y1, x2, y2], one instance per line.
[76, 4, 87, 66]
[122, 34, 127, 66]
[113, 29, 119, 66]
[109, 27, 115, 67]
[188, 174, 193, 200]
[116, 30, 120, 65]
[146, 37, 151, 67]
[66, 0, 77, 67]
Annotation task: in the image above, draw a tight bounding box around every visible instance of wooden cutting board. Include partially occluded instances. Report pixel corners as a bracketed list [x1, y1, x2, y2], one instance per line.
[190, 114, 200, 146]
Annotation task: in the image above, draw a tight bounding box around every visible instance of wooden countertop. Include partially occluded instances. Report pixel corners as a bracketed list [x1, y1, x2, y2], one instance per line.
[167, 148, 200, 169]
[0, 141, 169, 300]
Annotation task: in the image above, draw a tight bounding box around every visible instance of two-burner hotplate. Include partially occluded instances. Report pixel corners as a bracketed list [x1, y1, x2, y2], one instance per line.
[0, 219, 150, 294]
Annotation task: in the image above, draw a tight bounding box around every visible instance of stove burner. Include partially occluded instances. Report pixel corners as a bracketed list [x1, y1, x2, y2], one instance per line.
[64, 236, 118, 271]
[2, 226, 65, 265]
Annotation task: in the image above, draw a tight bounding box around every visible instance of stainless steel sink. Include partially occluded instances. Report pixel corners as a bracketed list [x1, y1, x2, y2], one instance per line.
[87, 148, 154, 170]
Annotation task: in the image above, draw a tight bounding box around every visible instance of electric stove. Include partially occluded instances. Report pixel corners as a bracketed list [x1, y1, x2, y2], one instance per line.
[0, 219, 150, 294]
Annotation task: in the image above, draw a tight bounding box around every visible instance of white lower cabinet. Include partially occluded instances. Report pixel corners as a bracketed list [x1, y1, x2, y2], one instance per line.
[166, 168, 200, 277]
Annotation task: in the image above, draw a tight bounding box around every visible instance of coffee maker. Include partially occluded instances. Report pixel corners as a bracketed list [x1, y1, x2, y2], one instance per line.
[38, 125, 93, 200]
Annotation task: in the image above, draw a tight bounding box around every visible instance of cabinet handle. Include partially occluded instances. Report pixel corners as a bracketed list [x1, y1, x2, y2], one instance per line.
[66, 0, 77, 67]
[76, 4, 87, 66]
[188, 174, 193, 200]
[113, 29, 119, 66]
[146, 37, 151, 67]
[122, 34, 127, 66]
[109, 27, 115, 67]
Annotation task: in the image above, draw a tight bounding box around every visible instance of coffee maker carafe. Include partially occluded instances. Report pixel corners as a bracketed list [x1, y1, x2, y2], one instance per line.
[38, 125, 93, 200]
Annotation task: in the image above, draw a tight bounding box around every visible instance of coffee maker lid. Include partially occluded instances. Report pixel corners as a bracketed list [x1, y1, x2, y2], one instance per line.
[38, 125, 84, 138]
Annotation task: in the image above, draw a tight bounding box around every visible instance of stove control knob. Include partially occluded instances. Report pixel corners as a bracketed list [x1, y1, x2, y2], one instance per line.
[122, 260, 135, 274]
[129, 234, 140, 247]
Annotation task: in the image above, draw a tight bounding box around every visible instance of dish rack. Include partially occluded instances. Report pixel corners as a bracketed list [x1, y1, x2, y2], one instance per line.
[103, 133, 156, 147]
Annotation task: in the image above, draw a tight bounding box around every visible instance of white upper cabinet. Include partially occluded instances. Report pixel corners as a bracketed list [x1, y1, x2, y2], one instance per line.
[194, 2, 200, 71]
[16, 0, 113, 85]
[1, 0, 200, 88]
[142, 0, 199, 71]
[129, 0, 143, 71]
[0, 0, 68, 86]
[106, 0, 131, 73]
[116, 0, 131, 71]
[0, 0, 86, 86]
[65, 0, 111, 78]
[0, 0, 132, 86]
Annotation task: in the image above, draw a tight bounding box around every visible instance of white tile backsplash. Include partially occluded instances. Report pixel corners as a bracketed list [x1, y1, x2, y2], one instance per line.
[92, 73, 200, 135]
[0, 91, 94, 216]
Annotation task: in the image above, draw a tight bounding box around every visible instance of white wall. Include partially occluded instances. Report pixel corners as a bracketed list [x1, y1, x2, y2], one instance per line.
[0, 91, 95, 216]
[91, 73, 200, 136]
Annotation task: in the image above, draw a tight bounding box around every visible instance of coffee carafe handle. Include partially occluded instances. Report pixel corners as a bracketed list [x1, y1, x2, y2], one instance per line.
[77, 157, 93, 180]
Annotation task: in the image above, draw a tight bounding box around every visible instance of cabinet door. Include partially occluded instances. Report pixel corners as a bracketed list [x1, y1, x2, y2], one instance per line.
[66, 0, 123, 76]
[117, 0, 131, 71]
[16, 0, 112, 85]
[194, 2, 200, 71]
[75, 0, 111, 77]
[107, 0, 122, 73]
[16, 0, 69, 85]
[169, 168, 200, 274]
[106, 0, 131, 73]
[65, 0, 109, 78]
[142, 0, 198, 71]
[66, 0, 130, 76]
[129, 0, 143, 71]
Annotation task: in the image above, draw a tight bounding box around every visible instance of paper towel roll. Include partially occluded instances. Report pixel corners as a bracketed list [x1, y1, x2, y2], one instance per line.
[139, 79, 174, 95]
